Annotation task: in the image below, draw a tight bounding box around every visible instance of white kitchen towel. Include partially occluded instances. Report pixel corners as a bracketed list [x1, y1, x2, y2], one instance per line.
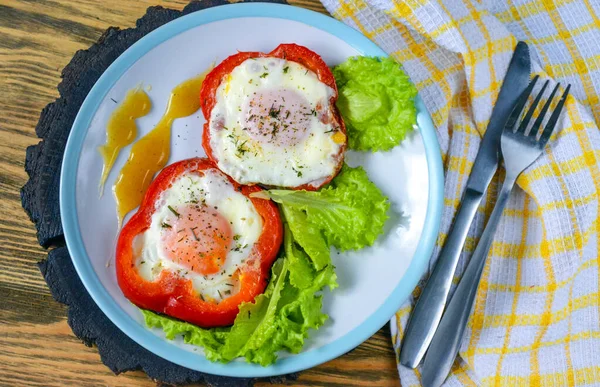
[320, 0, 600, 385]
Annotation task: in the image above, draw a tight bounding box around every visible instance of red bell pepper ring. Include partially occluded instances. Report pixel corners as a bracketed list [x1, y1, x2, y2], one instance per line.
[200, 43, 347, 191]
[116, 157, 283, 328]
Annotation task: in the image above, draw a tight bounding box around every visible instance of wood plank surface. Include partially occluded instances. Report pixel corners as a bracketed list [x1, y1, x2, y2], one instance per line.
[0, 0, 401, 386]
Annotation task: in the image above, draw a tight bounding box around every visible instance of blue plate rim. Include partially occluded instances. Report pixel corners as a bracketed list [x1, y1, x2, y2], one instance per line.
[60, 2, 443, 378]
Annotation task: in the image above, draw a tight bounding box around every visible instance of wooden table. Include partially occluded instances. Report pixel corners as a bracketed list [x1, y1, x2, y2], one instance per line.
[0, 1, 400, 385]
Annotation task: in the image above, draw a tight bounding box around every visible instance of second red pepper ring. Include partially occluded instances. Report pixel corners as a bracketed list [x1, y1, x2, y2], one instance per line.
[116, 157, 283, 328]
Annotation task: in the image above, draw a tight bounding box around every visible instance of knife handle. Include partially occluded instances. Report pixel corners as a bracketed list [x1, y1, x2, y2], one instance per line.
[399, 188, 483, 368]
[420, 175, 515, 387]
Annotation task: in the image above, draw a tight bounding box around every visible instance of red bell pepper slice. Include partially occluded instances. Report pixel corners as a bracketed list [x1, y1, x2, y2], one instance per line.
[116, 157, 283, 328]
[200, 43, 347, 191]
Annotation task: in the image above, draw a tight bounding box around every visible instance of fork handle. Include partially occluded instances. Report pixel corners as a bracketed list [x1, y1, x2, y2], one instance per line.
[421, 175, 516, 387]
[400, 189, 484, 368]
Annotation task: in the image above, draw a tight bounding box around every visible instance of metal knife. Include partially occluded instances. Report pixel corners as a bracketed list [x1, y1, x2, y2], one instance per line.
[399, 41, 531, 369]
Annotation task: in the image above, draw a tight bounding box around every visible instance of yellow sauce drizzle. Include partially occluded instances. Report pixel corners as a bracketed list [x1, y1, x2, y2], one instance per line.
[113, 69, 211, 225]
[98, 88, 151, 194]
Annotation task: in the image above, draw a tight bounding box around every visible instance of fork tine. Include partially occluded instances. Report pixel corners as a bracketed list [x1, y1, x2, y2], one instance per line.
[539, 84, 570, 146]
[517, 79, 549, 134]
[505, 75, 539, 132]
[530, 82, 560, 138]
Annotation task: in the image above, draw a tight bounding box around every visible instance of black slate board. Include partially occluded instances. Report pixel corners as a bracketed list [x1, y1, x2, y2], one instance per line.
[21, 1, 297, 385]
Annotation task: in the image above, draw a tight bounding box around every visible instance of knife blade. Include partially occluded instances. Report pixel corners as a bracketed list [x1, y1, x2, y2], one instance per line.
[466, 41, 532, 194]
[399, 41, 531, 369]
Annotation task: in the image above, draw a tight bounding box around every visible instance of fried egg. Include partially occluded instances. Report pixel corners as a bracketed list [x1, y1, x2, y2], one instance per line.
[132, 168, 263, 302]
[206, 57, 346, 189]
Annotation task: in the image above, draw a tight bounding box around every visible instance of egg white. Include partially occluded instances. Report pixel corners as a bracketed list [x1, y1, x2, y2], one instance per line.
[133, 169, 263, 301]
[208, 57, 343, 188]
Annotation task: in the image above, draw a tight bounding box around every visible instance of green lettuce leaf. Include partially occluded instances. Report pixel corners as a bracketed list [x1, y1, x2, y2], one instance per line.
[142, 226, 335, 366]
[285, 227, 316, 290]
[142, 309, 230, 363]
[266, 165, 390, 251]
[333, 56, 417, 151]
[217, 257, 288, 364]
[281, 205, 331, 270]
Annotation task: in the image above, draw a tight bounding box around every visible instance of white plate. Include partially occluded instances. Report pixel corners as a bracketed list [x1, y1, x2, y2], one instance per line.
[60, 3, 443, 377]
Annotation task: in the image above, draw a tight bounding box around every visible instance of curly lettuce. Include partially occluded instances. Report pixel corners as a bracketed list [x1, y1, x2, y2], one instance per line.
[333, 56, 417, 151]
[265, 165, 390, 251]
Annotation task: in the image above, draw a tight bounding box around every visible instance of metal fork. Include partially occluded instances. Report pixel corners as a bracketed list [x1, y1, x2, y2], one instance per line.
[420, 76, 571, 387]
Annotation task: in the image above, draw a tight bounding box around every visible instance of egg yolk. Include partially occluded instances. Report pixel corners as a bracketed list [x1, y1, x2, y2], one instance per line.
[160, 204, 233, 275]
[243, 88, 314, 146]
